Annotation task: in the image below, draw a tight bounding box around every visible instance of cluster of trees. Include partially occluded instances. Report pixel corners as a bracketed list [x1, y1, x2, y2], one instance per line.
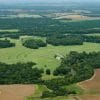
[0, 39, 15, 48]
[47, 35, 83, 46]
[0, 31, 27, 39]
[46, 34, 100, 46]
[41, 51, 100, 98]
[0, 62, 44, 84]
[22, 38, 47, 49]
[54, 51, 100, 77]
[41, 86, 76, 98]
[84, 35, 100, 43]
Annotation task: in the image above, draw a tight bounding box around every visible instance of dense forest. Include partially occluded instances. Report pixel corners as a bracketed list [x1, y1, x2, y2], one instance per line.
[0, 18, 100, 37]
[42, 51, 100, 98]
[46, 34, 100, 46]
[84, 35, 100, 43]
[0, 62, 44, 84]
[47, 35, 83, 46]
[0, 39, 15, 48]
[22, 38, 47, 49]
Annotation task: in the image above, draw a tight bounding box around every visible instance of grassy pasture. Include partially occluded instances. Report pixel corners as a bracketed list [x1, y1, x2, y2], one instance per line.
[0, 29, 19, 32]
[85, 33, 100, 36]
[0, 37, 100, 72]
[0, 14, 42, 19]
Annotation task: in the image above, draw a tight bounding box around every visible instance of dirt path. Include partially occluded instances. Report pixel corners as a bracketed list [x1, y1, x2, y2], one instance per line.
[0, 84, 35, 100]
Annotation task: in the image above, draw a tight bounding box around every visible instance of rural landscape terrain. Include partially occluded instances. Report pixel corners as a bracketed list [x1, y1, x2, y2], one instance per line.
[0, 1, 100, 100]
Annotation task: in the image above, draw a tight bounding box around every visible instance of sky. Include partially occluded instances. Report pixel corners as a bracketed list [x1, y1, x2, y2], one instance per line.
[0, 0, 100, 4]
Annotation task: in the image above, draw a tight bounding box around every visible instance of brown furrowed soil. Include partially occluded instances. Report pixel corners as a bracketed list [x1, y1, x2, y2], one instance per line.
[80, 95, 100, 100]
[0, 85, 35, 100]
[78, 69, 100, 100]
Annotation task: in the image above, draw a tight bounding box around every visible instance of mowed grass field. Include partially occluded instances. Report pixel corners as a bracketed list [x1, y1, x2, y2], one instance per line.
[0, 37, 100, 72]
[0, 29, 19, 32]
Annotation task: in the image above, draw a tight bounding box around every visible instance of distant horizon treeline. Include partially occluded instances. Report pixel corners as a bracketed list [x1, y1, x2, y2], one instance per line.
[0, 18, 100, 37]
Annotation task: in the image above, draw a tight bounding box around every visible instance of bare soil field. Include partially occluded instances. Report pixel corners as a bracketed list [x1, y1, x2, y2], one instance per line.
[0, 85, 35, 100]
[78, 69, 100, 100]
[80, 95, 100, 100]
[56, 14, 90, 20]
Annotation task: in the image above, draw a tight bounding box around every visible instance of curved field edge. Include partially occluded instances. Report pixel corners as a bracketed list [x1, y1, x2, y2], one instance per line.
[77, 69, 100, 100]
[27, 85, 82, 100]
[0, 84, 35, 100]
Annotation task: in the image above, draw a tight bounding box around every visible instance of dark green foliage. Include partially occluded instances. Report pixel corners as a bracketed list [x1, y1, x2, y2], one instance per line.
[41, 91, 56, 98]
[54, 51, 100, 79]
[0, 18, 100, 37]
[84, 36, 100, 43]
[0, 39, 15, 48]
[22, 38, 47, 49]
[46, 69, 51, 75]
[41, 84, 76, 98]
[41, 51, 100, 98]
[42, 51, 100, 98]
[47, 35, 83, 46]
[0, 62, 44, 84]
[0, 31, 24, 39]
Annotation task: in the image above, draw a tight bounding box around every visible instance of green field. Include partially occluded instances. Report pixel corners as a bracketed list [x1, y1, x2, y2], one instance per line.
[0, 29, 19, 32]
[0, 37, 100, 72]
[85, 33, 100, 36]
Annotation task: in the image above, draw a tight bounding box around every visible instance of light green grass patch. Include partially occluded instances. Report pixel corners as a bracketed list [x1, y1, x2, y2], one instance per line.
[0, 38, 100, 73]
[85, 33, 100, 36]
[0, 29, 19, 32]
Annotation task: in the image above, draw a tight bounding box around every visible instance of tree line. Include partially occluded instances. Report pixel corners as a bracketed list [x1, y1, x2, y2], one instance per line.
[0, 62, 44, 84]
[46, 35, 83, 46]
[0, 18, 100, 37]
[0, 39, 15, 48]
[22, 38, 47, 49]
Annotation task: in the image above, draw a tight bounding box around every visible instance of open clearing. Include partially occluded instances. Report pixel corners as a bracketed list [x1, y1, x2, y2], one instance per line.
[0, 29, 19, 32]
[0, 37, 100, 72]
[85, 33, 100, 36]
[0, 38, 100, 72]
[78, 69, 100, 100]
[0, 85, 35, 100]
[49, 13, 100, 20]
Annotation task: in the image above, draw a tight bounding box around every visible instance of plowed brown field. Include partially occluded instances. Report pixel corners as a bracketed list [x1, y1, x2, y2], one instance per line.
[0, 85, 35, 100]
[78, 69, 100, 100]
